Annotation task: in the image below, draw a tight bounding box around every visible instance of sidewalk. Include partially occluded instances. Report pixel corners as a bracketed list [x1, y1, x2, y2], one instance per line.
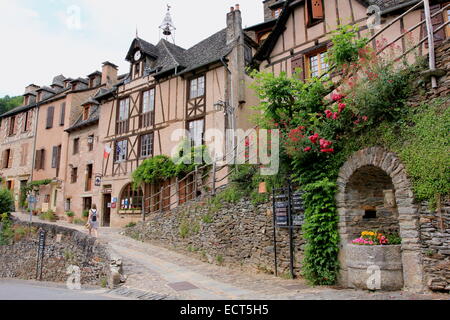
[11, 212, 450, 300]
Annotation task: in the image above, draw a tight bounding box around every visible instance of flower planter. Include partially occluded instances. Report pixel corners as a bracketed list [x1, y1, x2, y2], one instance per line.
[346, 244, 403, 291]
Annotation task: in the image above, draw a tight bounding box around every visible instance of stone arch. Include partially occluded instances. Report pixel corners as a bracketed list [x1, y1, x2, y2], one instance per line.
[336, 147, 424, 292]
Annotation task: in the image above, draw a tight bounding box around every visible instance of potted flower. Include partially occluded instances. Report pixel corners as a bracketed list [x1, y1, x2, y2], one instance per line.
[82, 210, 89, 222]
[65, 211, 75, 223]
[347, 230, 403, 291]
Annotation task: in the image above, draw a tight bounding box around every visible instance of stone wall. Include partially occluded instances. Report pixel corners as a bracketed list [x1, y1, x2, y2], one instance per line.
[0, 220, 120, 287]
[125, 197, 305, 277]
[419, 201, 450, 292]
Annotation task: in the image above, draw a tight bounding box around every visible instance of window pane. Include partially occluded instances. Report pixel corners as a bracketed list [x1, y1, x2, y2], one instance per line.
[140, 134, 153, 158]
[189, 119, 204, 147]
[119, 99, 129, 120]
[190, 79, 197, 99]
[197, 76, 205, 97]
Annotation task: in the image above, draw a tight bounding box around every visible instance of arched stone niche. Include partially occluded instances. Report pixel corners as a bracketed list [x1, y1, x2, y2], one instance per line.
[336, 147, 425, 292]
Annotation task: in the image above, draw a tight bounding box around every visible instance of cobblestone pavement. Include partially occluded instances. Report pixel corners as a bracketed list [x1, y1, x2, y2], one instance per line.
[12, 213, 450, 300]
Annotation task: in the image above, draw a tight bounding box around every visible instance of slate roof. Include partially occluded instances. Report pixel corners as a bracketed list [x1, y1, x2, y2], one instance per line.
[128, 28, 232, 78]
[65, 105, 100, 133]
[0, 103, 38, 118]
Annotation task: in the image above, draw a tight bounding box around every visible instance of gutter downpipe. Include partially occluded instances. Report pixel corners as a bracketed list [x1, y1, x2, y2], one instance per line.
[220, 57, 236, 166]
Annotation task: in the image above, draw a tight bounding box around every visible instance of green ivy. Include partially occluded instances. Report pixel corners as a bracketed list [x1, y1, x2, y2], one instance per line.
[301, 178, 340, 285]
[132, 155, 177, 187]
[326, 24, 366, 69]
[0, 188, 14, 215]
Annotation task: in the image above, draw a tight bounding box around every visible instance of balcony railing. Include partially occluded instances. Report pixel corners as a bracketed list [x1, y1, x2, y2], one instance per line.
[139, 112, 155, 128]
[116, 119, 129, 135]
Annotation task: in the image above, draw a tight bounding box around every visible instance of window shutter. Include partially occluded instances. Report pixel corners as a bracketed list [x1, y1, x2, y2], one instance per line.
[8, 149, 13, 168]
[60, 103, 66, 126]
[52, 146, 58, 168]
[35, 150, 41, 170]
[2, 151, 7, 169]
[311, 0, 324, 20]
[26, 111, 31, 131]
[422, 5, 446, 49]
[46, 107, 54, 129]
[291, 54, 305, 81]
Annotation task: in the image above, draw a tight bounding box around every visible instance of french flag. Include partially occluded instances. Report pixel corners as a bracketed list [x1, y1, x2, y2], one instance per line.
[104, 145, 112, 159]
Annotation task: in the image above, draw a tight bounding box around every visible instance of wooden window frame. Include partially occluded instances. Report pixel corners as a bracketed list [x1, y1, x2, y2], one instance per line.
[71, 167, 78, 184]
[305, 48, 329, 79]
[187, 118, 205, 148]
[46, 106, 55, 129]
[116, 97, 130, 134]
[60, 103, 66, 126]
[73, 138, 80, 155]
[139, 132, 154, 159]
[140, 88, 156, 128]
[114, 139, 128, 163]
[120, 183, 143, 210]
[8, 116, 16, 136]
[85, 164, 93, 192]
[188, 75, 206, 100]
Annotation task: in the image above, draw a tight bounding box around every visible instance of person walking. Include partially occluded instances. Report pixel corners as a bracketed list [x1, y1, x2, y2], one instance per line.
[88, 204, 99, 238]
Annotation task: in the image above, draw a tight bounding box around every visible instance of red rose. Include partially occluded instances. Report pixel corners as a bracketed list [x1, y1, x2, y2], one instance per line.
[303, 147, 312, 152]
[320, 148, 335, 153]
[338, 103, 346, 113]
[309, 133, 319, 144]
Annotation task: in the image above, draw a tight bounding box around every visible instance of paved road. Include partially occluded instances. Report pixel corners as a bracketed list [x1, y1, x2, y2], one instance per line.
[11, 213, 450, 300]
[0, 279, 125, 300]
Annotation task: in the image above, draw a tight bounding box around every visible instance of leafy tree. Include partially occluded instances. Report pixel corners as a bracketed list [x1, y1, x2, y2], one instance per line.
[0, 95, 23, 116]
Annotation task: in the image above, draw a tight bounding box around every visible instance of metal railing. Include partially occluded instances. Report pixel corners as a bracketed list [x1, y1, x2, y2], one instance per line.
[139, 129, 261, 220]
[137, 0, 449, 220]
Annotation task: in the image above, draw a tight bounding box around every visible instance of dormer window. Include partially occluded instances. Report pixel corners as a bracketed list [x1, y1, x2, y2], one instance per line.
[24, 96, 29, 105]
[83, 106, 90, 121]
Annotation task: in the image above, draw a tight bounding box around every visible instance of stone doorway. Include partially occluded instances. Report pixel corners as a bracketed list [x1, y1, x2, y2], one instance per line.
[336, 147, 424, 292]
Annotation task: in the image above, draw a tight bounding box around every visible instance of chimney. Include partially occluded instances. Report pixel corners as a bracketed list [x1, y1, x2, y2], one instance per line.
[25, 84, 40, 94]
[101, 61, 118, 88]
[226, 3, 243, 45]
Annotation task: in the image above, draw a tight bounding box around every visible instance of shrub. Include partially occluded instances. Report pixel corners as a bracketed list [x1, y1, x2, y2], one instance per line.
[39, 210, 57, 222]
[327, 24, 366, 68]
[65, 211, 75, 217]
[179, 220, 190, 238]
[201, 214, 214, 224]
[0, 188, 14, 214]
[74, 218, 85, 226]
[125, 222, 137, 228]
[82, 210, 89, 218]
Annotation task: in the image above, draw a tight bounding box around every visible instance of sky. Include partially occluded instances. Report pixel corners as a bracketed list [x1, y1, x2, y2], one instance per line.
[0, 0, 264, 97]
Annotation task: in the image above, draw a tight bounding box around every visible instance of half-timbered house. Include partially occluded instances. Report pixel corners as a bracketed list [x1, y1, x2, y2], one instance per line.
[97, 6, 260, 227]
[253, 0, 449, 78]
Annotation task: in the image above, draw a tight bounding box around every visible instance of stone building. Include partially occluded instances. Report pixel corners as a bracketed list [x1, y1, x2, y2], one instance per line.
[95, 6, 261, 227]
[0, 84, 40, 210]
[31, 63, 119, 216]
